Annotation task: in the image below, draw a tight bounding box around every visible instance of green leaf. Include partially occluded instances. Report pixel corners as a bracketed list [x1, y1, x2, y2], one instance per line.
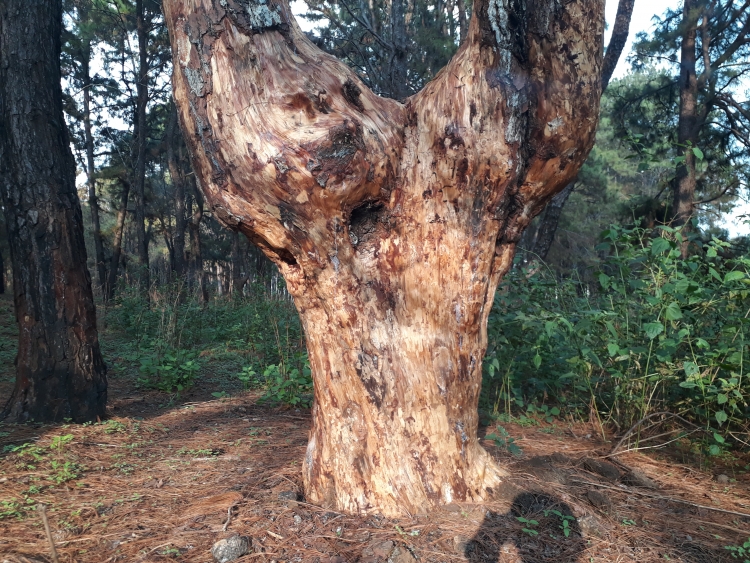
[665, 302, 683, 321]
[643, 323, 664, 340]
[715, 410, 728, 426]
[717, 393, 728, 405]
[607, 342, 619, 357]
[724, 271, 745, 283]
[692, 146, 704, 160]
[708, 444, 721, 456]
[706, 246, 717, 258]
[713, 432, 725, 444]
[533, 353, 542, 369]
[683, 361, 700, 377]
[651, 237, 672, 255]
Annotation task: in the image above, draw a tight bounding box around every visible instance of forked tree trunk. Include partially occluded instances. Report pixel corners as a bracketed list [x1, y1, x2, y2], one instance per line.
[164, 0, 604, 515]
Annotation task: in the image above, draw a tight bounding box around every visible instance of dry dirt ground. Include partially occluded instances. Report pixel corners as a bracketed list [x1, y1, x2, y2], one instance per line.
[1, 297, 750, 562]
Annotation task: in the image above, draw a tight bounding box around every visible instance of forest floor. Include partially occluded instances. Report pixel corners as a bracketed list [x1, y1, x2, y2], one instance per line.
[1, 294, 750, 563]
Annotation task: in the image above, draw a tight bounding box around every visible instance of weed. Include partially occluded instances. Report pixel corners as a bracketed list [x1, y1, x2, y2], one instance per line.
[544, 509, 576, 538]
[486, 426, 523, 457]
[726, 537, 750, 562]
[517, 517, 539, 536]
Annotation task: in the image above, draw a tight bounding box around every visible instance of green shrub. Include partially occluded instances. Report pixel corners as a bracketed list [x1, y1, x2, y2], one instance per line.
[483, 224, 750, 448]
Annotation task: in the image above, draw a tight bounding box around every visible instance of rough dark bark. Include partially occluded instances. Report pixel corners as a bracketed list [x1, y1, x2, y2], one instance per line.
[164, 0, 603, 515]
[105, 179, 131, 301]
[0, 0, 107, 422]
[133, 0, 151, 291]
[167, 104, 188, 278]
[673, 0, 701, 240]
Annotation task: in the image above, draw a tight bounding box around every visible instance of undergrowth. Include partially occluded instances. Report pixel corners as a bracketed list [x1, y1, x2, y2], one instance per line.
[102, 282, 309, 402]
[482, 224, 750, 453]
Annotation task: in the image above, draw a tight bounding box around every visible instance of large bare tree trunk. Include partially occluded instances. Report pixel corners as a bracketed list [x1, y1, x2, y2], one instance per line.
[0, 0, 107, 422]
[164, 0, 603, 515]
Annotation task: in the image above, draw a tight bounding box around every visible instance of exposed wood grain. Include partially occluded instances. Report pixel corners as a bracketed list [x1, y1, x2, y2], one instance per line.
[163, 0, 604, 515]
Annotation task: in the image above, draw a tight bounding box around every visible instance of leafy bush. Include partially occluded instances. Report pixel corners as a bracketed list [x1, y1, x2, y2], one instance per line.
[483, 224, 750, 448]
[259, 354, 313, 407]
[105, 281, 306, 400]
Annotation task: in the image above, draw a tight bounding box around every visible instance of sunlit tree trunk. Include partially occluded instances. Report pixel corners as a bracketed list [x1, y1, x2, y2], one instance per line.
[164, 0, 604, 515]
[0, 0, 107, 422]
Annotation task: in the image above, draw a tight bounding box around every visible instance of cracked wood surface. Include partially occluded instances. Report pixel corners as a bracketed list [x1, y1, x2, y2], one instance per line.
[164, 0, 604, 515]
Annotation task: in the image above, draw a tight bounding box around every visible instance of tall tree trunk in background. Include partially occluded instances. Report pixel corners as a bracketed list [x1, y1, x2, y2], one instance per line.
[0, 251, 5, 294]
[230, 231, 248, 296]
[601, 0, 636, 91]
[188, 182, 208, 304]
[0, 0, 107, 422]
[530, 0, 636, 261]
[167, 104, 188, 278]
[530, 181, 576, 259]
[133, 0, 151, 291]
[390, 0, 409, 98]
[81, 31, 108, 294]
[456, 0, 467, 42]
[165, 0, 603, 515]
[105, 180, 131, 300]
[673, 0, 700, 252]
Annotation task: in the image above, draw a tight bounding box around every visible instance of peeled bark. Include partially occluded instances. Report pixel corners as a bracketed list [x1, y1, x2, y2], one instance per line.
[527, 0, 635, 258]
[164, 0, 603, 515]
[0, 0, 107, 422]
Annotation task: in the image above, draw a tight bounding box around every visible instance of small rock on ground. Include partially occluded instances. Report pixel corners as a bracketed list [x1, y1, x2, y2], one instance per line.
[277, 490, 300, 501]
[586, 490, 611, 510]
[387, 545, 417, 563]
[582, 458, 621, 482]
[716, 474, 730, 485]
[578, 514, 607, 537]
[211, 535, 251, 563]
[622, 469, 658, 489]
